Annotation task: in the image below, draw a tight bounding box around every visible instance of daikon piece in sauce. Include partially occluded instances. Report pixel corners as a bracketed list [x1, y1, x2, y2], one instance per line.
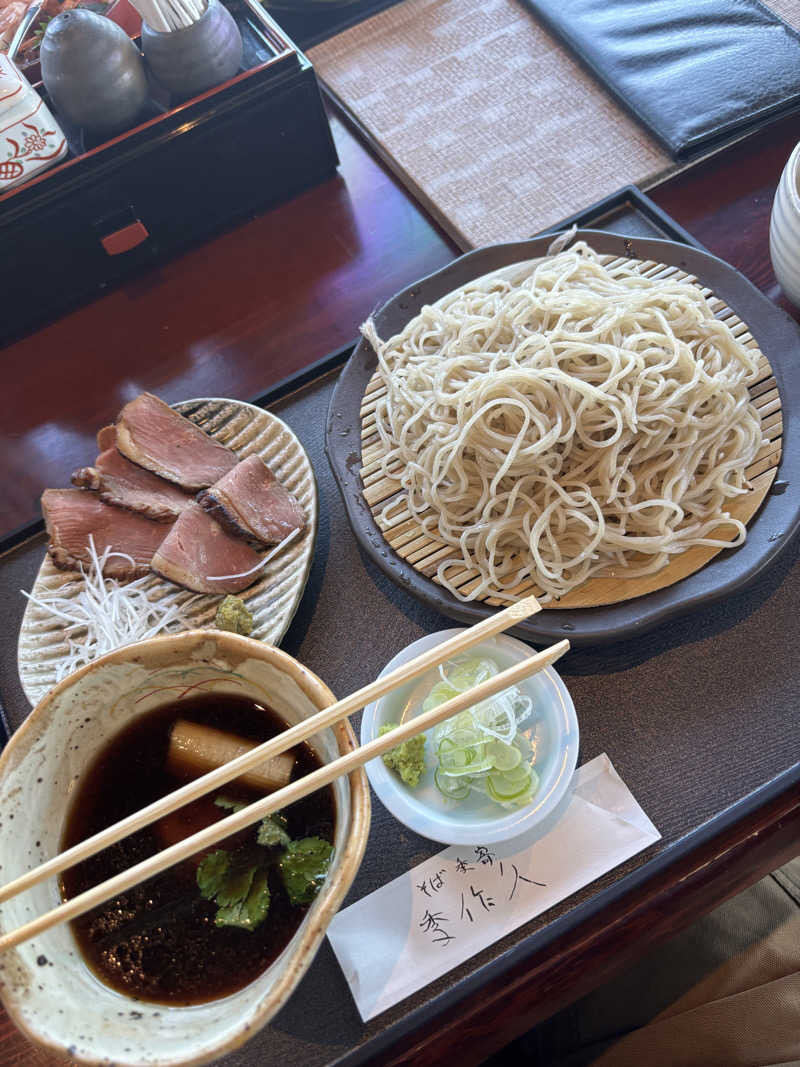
[60, 694, 335, 1004]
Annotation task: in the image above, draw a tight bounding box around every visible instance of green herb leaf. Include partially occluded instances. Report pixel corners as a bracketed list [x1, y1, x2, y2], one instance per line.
[215, 794, 291, 848]
[215, 863, 256, 908]
[215, 869, 271, 930]
[279, 837, 333, 906]
[256, 812, 291, 849]
[198, 852, 272, 931]
[31, 18, 53, 46]
[196, 850, 231, 900]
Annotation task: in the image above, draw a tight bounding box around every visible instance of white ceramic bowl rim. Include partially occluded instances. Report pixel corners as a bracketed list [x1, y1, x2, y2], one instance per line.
[361, 628, 579, 845]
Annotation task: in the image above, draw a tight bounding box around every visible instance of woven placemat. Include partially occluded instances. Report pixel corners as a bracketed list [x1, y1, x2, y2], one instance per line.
[767, 0, 800, 30]
[309, 0, 797, 250]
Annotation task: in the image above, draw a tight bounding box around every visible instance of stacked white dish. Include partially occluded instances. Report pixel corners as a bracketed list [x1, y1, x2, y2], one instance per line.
[770, 140, 800, 309]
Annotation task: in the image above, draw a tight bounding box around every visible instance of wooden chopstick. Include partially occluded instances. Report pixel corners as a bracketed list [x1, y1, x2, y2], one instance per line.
[0, 637, 568, 953]
[0, 596, 541, 910]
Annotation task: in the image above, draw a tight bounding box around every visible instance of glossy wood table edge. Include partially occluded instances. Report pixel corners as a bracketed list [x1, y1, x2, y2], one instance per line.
[372, 776, 800, 1067]
[647, 114, 800, 319]
[0, 105, 457, 538]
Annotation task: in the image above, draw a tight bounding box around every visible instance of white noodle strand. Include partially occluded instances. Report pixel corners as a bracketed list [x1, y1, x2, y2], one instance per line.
[364, 243, 764, 604]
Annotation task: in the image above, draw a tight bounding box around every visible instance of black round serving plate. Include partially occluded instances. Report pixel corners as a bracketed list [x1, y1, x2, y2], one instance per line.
[325, 230, 800, 646]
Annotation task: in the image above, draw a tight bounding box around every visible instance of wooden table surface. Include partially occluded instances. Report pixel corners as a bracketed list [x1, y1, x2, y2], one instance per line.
[1, 102, 799, 1066]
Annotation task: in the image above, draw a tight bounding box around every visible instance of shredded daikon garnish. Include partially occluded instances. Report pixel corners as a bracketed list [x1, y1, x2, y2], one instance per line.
[21, 537, 197, 681]
[206, 527, 300, 581]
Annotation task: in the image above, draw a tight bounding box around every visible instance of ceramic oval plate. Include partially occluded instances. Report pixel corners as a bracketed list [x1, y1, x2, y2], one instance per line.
[17, 398, 317, 706]
[327, 230, 800, 646]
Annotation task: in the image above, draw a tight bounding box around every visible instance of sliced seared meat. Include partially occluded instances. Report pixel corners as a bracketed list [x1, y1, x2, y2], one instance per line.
[72, 448, 192, 522]
[197, 455, 305, 546]
[115, 393, 238, 491]
[96, 424, 117, 450]
[41, 489, 169, 580]
[150, 504, 263, 594]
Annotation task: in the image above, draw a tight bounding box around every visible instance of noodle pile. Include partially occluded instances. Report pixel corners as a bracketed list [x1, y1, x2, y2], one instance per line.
[363, 242, 764, 604]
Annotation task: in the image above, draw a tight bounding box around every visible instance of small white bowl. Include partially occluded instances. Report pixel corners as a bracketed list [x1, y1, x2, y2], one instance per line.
[361, 629, 579, 845]
[0, 631, 370, 1067]
[769, 140, 800, 308]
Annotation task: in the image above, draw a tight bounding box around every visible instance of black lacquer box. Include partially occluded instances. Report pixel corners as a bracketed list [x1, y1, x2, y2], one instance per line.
[0, 0, 338, 345]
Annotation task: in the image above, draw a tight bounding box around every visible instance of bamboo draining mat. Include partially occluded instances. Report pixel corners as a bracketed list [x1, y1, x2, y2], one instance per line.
[359, 256, 782, 609]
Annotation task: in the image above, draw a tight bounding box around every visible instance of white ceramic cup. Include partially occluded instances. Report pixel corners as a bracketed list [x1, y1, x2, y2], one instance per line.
[769, 140, 800, 309]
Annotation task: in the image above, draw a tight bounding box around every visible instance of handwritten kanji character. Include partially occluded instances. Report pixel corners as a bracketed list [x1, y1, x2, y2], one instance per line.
[455, 856, 475, 874]
[474, 845, 496, 866]
[508, 863, 547, 901]
[470, 885, 495, 912]
[429, 870, 446, 892]
[419, 910, 454, 945]
[459, 892, 474, 922]
[419, 909, 448, 932]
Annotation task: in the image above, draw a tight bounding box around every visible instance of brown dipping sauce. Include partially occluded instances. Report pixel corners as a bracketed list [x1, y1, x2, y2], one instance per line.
[60, 694, 335, 1005]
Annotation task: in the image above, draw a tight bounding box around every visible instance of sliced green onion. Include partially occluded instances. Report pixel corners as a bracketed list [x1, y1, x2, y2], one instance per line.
[486, 768, 540, 805]
[440, 747, 469, 770]
[486, 738, 522, 771]
[442, 727, 481, 749]
[422, 653, 540, 811]
[434, 768, 472, 799]
[422, 680, 460, 713]
[497, 762, 530, 784]
[441, 656, 500, 693]
[439, 754, 492, 776]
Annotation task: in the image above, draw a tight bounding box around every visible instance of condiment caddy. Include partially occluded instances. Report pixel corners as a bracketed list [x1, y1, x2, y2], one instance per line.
[0, 0, 337, 346]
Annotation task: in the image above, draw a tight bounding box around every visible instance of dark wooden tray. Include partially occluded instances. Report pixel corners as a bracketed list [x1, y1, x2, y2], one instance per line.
[326, 229, 800, 646]
[266, 0, 405, 50]
[2, 190, 799, 1067]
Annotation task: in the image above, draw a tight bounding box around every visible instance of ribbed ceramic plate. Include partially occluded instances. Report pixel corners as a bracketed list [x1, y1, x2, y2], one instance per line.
[326, 231, 800, 646]
[18, 398, 317, 706]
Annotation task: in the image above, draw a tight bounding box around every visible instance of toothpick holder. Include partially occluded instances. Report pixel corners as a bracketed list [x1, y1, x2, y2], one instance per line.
[141, 0, 243, 101]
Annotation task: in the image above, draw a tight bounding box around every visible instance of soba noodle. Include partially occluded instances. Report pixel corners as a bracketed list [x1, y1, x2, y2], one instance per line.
[363, 242, 764, 604]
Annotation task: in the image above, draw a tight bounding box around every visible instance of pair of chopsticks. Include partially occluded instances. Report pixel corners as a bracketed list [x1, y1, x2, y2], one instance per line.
[0, 596, 568, 953]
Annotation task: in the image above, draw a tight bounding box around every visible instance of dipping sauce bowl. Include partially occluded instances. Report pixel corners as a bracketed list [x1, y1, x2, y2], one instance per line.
[0, 631, 370, 1066]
